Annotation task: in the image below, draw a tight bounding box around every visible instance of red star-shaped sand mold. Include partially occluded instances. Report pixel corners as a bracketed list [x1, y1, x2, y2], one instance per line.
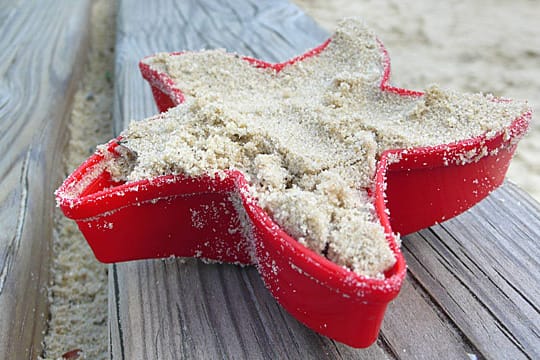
[56, 20, 531, 347]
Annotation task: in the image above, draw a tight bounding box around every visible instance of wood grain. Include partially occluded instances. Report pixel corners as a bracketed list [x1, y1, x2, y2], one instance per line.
[0, 1, 91, 358]
[110, 0, 540, 358]
[401, 182, 540, 359]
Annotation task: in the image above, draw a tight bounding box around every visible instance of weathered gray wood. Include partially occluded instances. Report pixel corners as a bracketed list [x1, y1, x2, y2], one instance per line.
[109, 260, 389, 359]
[400, 182, 540, 359]
[379, 277, 477, 359]
[110, 0, 540, 358]
[0, 1, 92, 358]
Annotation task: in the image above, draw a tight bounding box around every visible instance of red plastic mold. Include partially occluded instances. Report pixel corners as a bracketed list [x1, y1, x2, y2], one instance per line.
[56, 38, 531, 348]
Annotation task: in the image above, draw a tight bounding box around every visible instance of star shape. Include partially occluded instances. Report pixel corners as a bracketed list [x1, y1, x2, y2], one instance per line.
[56, 19, 530, 347]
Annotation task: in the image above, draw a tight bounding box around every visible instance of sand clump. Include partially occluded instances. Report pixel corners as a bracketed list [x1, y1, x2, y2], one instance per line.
[109, 19, 527, 278]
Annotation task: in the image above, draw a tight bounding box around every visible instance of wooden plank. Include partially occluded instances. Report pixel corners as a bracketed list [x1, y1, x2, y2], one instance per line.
[109, 260, 388, 359]
[401, 182, 540, 359]
[110, 0, 540, 358]
[109, 1, 491, 359]
[379, 277, 477, 359]
[0, 1, 92, 358]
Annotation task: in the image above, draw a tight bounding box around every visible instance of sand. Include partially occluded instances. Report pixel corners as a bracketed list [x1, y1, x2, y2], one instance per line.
[294, 0, 539, 200]
[115, 19, 526, 277]
[40, 0, 114, 359]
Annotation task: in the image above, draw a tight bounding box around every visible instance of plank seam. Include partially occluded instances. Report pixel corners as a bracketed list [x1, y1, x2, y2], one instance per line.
[112, 264, 126, 360]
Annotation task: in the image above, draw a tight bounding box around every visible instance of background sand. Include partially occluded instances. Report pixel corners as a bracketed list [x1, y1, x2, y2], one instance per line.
[42, 1, 538, 358]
